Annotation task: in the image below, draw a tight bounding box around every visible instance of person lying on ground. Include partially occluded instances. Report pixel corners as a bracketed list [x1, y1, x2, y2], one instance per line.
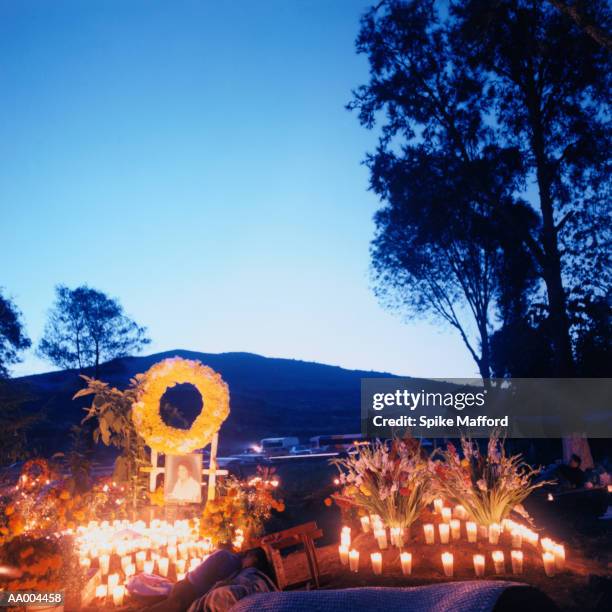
[145, 546, 277, 612]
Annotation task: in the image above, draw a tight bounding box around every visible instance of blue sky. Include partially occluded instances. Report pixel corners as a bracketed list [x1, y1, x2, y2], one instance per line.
[1, 0, 475, 378]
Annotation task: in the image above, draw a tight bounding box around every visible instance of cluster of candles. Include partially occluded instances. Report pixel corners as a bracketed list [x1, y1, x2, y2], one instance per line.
[76, 518, 215, 606]
[339, 499, 567, 579]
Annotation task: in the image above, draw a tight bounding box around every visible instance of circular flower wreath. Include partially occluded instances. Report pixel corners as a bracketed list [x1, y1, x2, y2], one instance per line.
[132, 357, 230, 454]
[19, 459, 51, 490]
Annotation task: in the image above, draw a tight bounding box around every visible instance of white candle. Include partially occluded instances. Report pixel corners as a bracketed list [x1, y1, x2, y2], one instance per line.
[466, 522, 477, 543]
[454, 505, 467, 520]
[107, 573, 119, 589]
[423, 523, 435, 544]
[489, 523, 501, 544]
[349, 549, 359, 572]
[178, 543, 189, 559]
[433, 498, 444, 514]
[492, 551, 505, 574]
[390, 527, 403, 547]
[99, 554, 110, 575]
[542, 552, 555, 577]
[473, 554, 485, 577]
[125, 563, 136, 578]
[360, 516, 371, 533]
[511, 530, 523, 548]
[135, 550, 146, 571]
[441, 508, 452, 524]
[95, 585, 107, 599]
[144, 560, 154, 574]
[167, 546, 177, 563]
[370, 552, 382, 575]
[374, 528, 388, 550]
[553, 544, 565, 571]
[441, 552, 454, 577]
[112, 585, 125, 606]
[450, 519, 461, 541]
[511, 550, 523, 574]
[400, 552, 412, 575]
[80, 557, 91, 571]
[176, 559, 186, 574]
[158, 557, 169, 577]
[340, 528, 351, 548]
[339, 545, 349, 565]
[121, 555, 132, 573]
[438, 523, 450, 544]
[176, 572, 186, 581]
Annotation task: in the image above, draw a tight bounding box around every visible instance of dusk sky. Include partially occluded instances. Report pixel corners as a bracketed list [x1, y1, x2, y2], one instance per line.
[1, 0, 475, 378]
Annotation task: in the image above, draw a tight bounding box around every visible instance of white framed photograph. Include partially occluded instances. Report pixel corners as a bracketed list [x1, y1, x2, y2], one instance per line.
[164, 453, 202, 503]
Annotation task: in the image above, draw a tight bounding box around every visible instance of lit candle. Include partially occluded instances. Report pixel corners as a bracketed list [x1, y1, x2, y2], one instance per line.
[95, 585, 107, 599]
[176, 559, 186, 574]
[438, 523, 450, 544]
[511, 550, 523, 575]
[167, 546, 178, 563]
[511, 529, 523, 548]
[176, 572, 186, 581]
[433, 498, 444, 514]
[488, 523, 501, 545]
[360, 516, 371, 533]
[450, 519, 461, 541]
[473, 554, 485, 577]
[158, 557, 169, 577]
[553, 544, 565, 571]
[125, 563, 136, 579]
[80, 557, 91, 571]
[466, 522, 477, 543]
[144, 560, 154, 574]
[340, 527, 351, 548]
[135, 550, 146, 571]
[107, 573, 119, 590]
[492, 551, 505, 574]
[370, 552, 382, 575]
[178, 543, 189, 559]
[99, 554, 110, 575]
[390, 527, 403, 547]
[423, 523, 435, 544]
[349, 549, 359, 572]
[454, 505, 467, 520]
[112, 585, 125, 606]
[400, 551, 412, 575]
[441, 552, 454, 577]
[441, 508, 452, 524]
[542, 552, 555, 577]
[374, 528, 388, 550]
[339, 545, 349, 566]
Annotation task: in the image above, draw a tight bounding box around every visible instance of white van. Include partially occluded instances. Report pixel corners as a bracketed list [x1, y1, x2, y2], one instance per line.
[260, 437, 300, 454]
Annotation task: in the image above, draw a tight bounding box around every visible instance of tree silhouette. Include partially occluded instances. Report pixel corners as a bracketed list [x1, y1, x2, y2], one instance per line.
[0, 289, 31, 379]
[350, 0, 611, 377]
[38, 285, 150, 378]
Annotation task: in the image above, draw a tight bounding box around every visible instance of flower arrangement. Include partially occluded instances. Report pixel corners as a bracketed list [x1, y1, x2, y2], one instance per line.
[200, 467, 284, 548]
[131, 357, 230, 455]
[432, 434, 551, 525]
[332, 438, 433, 530]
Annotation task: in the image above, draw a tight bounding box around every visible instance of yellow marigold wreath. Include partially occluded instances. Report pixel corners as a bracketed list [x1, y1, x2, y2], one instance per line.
[132, 357, 230, 454]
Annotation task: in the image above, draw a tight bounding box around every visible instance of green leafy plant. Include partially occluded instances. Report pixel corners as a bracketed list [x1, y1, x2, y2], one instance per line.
[75, 376, 148, 513]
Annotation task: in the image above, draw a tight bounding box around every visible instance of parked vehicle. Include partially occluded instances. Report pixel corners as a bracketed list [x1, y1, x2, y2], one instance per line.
[289, 445, 313, 455]
[260, 437, 300, 454]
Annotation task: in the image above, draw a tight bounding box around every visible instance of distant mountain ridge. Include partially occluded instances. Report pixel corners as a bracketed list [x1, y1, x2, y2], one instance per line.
[16, 350, 406, 454]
